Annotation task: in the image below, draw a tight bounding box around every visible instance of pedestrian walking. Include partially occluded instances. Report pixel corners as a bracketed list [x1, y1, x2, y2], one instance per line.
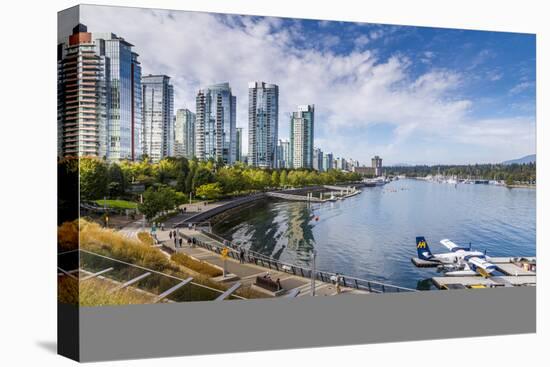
[169, 231, 173, 239]
[239, 247, 245, 264]
[187, 238, 192, 246]
[335, 273, 342, 294]
[179, 238, 183, 247]
[174, 236, 177, 247]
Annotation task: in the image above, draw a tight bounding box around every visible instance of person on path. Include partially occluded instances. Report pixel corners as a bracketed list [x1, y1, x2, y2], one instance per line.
[239, 247, 245, 264]
[174, 236, 177, 247]
[179, 238, 183, 247]
[169, 231, 173, 240]
[335, 273, 342, 294]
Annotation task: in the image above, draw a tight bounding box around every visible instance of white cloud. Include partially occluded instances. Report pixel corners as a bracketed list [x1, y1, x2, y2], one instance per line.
[80, 6, 535, 164]
[353, 34, 370, 48]
[486, 70, 503, 81]
[509, 81, 535, 95]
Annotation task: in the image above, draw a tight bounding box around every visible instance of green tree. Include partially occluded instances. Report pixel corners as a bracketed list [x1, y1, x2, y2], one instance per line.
[216, 166, 244, 194]
[196, 182, 223, 200]
[79, 157, 108, 200]
[138, 186, 184, 220]
[107, 163, 127, 197]
[271, 171, 280, 187]
[280, 170, 288, 187]
[192, 167, 214, 191]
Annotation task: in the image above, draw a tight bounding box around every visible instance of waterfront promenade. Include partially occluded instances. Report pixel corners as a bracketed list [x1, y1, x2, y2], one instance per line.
[156, 228, 370, 297]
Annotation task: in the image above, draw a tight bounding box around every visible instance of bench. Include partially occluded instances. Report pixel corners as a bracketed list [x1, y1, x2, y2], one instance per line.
[252, 276, 286, 296]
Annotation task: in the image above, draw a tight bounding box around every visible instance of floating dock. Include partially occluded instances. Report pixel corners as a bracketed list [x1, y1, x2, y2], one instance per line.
[432, 275, 536, 289]
[412, 256, 536, 289]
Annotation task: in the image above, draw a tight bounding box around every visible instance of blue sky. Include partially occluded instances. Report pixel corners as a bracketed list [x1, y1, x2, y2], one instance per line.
[81, 6, 536, 165]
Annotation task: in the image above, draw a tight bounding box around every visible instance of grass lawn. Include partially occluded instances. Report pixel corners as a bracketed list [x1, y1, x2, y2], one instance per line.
[94, 199, 138, 210]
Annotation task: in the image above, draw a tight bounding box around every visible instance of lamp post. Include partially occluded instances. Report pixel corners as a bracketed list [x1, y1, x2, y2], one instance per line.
[310, 249, 317, 296]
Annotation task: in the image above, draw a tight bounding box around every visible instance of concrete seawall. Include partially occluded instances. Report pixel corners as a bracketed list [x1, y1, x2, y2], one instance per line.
[175, 193, 266, 225]
[175, 182, 365, 226]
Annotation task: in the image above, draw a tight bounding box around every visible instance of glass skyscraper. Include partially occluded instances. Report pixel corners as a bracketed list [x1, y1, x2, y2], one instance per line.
[248, 82, 279, 168]
[323, 152, 334, 171]
[142, 75, 174, 163]
[93, 32, 142, 161]
[290, 105, 314, 169]
[313, 147, 324, 171]
[277, 139, 290, 169]
[174, 108, 196, 159]
[236, 127, 243, 162]
[195, 83, 236, 164]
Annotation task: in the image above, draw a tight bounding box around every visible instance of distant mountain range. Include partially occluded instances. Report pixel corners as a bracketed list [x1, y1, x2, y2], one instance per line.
[502, 154, 536, 165]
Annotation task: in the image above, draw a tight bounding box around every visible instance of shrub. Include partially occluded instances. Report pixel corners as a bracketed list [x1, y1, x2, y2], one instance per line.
[79, 278, 153, 306]
[171, 252, 223, 277]
[137, 232, 155, 246]
[79, 219, 172, 272]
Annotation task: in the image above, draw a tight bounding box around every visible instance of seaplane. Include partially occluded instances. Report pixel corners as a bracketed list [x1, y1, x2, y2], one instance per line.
[416, 236, 497, 277]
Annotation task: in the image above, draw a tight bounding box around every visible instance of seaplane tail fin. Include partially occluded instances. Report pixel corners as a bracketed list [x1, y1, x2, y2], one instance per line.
[416, 236, 433, 260]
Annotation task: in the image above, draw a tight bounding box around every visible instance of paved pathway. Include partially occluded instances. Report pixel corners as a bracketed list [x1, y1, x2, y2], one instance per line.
[155, 228, 368, 297]
[119, 200, 221, 239]
[119, 219, 146, 239]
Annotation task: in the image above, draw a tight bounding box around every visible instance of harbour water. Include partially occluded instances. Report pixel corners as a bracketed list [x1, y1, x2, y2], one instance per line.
[212, 179, 536, 289]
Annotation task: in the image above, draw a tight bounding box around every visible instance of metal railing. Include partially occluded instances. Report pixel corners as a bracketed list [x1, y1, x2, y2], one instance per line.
[183, 230, 417, 294]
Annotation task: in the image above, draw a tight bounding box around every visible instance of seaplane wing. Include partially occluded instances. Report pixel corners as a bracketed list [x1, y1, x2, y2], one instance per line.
[440, 239, 467, 252]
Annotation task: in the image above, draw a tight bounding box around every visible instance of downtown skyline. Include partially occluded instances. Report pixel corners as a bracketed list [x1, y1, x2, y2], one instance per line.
[58, 24, 349, 168]
[69, 5, 536, 165]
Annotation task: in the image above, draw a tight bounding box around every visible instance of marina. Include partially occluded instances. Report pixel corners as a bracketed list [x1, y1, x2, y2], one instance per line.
[210, 178, 536, 290]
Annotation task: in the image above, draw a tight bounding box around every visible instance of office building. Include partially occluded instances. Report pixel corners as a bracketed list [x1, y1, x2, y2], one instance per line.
[323, 152, 334, 171]
[248, 82, 279, 168]
[236, 127, 243, 162]
[195, 83, 236, 164]
[93, 31, 143, 161]
[174, 108, 195, 159]
[277, 139, 290, 169]
[290, 104, 314, 169]
[313, 147, 324, 171]
[372, 155, 383, 176]
[142, 75, 174, 162]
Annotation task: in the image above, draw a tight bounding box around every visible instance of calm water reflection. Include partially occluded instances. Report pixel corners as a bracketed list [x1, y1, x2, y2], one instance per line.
[212, 179, 536, 289]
